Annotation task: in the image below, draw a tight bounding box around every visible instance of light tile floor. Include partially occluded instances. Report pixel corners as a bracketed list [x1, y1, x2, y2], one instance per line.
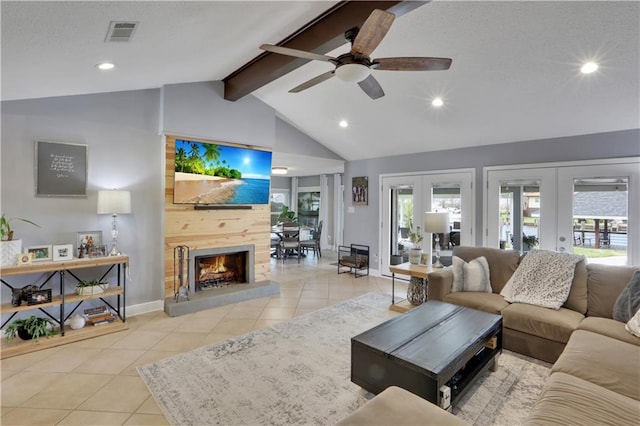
[1, 252, 408, 425]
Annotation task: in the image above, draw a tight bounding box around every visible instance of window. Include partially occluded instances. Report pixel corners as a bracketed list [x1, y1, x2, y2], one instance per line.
[270, 190, 289, 226]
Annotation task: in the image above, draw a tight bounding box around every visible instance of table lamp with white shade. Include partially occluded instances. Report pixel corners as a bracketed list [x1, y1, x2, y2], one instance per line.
[424, 211, 450, 268]
[97, 190, 131, 256]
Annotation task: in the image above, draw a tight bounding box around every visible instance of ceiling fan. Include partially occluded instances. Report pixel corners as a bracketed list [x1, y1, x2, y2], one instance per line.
[260, 9, 452, 100]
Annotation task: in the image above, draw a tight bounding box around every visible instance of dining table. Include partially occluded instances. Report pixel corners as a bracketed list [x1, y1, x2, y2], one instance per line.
[270, 225, 314, 258]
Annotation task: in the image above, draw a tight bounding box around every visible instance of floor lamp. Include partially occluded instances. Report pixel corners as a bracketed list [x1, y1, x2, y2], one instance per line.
[98, 190, 131, 256]
[425, 211, 450, 268]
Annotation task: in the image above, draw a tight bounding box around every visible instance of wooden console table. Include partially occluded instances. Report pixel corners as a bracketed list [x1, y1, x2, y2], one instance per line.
[389, 262, 435, 313]
[0, 256, 129, 359]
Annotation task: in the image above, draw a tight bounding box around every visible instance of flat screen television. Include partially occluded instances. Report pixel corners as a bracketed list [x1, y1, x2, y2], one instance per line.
[173, 139, 272, 205]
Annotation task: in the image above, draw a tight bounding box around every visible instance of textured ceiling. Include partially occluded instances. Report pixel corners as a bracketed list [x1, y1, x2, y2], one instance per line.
[2, 1, 639, 174]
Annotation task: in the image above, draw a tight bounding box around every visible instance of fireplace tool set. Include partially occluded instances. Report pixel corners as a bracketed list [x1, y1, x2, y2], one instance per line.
[174, 245, 190, 302]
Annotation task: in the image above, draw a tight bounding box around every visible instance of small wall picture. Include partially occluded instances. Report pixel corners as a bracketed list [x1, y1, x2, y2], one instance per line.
[88, 245, 107, 258]
[352, 176, 369, 206]
[26, 289, 52, 305]
[26, 245, 52, 262]
[17, 252, 34, 266]
[53, 244, 74, 261]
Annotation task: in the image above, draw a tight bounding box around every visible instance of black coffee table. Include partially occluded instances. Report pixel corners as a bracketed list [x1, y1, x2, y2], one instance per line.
[351, 301, 502, 408]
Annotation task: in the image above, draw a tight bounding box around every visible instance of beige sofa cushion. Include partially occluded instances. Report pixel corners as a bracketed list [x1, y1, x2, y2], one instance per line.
[578, 316, 640, 346]
[452, 246, 520, 293]
[587, 264, 639, 318]
[524, 372, 640, 426]
[551, 330, 640, 400]
[563, 259, 587, 314]
[336, 386, 468, 426]
[443, 292, 509, 315]
[501, 303, 583, 344]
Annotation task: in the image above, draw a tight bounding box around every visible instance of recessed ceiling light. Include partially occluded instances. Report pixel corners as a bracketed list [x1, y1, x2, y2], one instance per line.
[432, 97, 444, 107]
[272, 167, 288, 175]
[96, 62, 115, 70]
[339, 120, 348, 128]
[580, 62, 598, 74]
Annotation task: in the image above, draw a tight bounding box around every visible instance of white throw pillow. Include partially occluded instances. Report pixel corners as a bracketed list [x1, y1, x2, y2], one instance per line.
[451, 256, 491, 293]
[625, 308, 640, 337]
[502, 249, 583, 310]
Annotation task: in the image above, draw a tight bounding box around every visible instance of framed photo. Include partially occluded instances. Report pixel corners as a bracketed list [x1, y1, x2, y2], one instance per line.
[77, 231, 102, 253]
[26, 245, 53, 262]
[88, 245, 107, 258]
[352, 176, 369, 206]
[35, 140, 88, 197]
[53, 244, 73, 261]
[17, 252, 33, 266]
[26, 289, 52, 305]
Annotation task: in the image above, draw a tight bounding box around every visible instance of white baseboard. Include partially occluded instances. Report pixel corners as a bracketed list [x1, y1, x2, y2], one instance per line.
[126, 300, 164, 317]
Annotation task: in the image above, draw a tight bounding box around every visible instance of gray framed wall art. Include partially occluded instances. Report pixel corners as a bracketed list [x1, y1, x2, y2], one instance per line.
[36, 140, 88, 197]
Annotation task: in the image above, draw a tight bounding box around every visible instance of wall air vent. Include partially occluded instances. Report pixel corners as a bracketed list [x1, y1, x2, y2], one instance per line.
[105, 21, 138, 42]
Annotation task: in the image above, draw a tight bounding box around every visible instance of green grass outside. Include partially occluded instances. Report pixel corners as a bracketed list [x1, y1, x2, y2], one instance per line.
[573, 247, 626, 258]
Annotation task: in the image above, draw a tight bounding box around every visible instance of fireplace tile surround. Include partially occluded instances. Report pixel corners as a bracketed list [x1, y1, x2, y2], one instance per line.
[164, 244, 279, 317]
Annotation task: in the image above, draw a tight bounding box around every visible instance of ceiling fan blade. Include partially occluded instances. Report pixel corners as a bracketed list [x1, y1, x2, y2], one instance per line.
[357, 74, 385, 100]
[289, 70, 335, 93]
[260, 44, 336, 63]
[351, 9, 395, 57]
[373, 57, 453, 71]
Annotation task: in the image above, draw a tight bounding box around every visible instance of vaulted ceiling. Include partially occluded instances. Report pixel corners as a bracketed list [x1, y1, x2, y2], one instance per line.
[2, 1, 639, 173]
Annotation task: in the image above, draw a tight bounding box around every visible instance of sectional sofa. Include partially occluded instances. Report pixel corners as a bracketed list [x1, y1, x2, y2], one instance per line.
[339, 246, 639, 425]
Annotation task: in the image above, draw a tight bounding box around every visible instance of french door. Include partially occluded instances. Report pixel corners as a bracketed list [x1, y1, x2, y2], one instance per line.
[380, 170, 474, 276]
[557, 163, 639, 265]
[485, 158, 639, 265]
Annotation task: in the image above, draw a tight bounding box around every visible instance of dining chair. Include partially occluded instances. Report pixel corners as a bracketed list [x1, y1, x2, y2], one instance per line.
[301, 220, 322, 258]
[280, 222, 301, 263]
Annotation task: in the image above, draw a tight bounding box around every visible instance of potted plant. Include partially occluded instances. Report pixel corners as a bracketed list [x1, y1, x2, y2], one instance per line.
[0, 214, 40, 267]
[4, 315, 57, 342]
[408, 226, 424, 264]
[523, 234, 539, 251]
[75, 279, 109, 296]
[278, 206, 297, 223]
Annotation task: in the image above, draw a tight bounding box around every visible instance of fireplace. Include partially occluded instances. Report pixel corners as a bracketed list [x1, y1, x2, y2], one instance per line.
[195, 251, 246, 290]
[188, 245, 255, 294]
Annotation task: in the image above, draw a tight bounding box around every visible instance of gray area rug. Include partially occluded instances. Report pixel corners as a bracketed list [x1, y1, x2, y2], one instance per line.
[138, 293, 550, 425]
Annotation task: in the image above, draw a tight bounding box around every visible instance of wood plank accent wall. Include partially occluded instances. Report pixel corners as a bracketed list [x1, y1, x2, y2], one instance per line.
[164, 135, 271, 298]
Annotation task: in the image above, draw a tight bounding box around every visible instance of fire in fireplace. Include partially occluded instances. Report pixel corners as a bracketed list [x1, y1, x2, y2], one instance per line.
[195, 252, 247, 290]
[187, 245, 255, 295]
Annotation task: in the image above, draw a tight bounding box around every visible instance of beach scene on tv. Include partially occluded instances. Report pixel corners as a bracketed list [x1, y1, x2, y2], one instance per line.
[173, 140, 272, 204]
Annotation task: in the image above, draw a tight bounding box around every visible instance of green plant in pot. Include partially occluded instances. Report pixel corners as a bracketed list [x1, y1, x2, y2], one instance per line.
[1, 213, 41, 268]
[278, 206, 297, 223]
[523, 234, 539, 247]
[75, 279, 109, 295]
[408, 226, 424, 264]
[0, 213, 40, 241]
[4, 315, 57, 342]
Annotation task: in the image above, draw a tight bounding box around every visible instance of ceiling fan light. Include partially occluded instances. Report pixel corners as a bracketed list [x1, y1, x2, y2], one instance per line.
[335, 63, 371, 83]
[272, 167, 288, 175]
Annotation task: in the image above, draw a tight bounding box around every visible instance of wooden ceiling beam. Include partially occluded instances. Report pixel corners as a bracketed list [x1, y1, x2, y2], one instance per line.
[223, 1, 428, 101]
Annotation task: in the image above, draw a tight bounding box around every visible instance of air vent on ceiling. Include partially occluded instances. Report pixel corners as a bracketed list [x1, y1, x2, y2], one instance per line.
[105, 21, 138, 42]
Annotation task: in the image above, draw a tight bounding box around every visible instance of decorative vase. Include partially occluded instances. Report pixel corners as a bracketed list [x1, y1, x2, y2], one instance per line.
[69, 314, 86, 330]
[1, 239, 22, 267]
[409, 248, 422, 265]
[407, 276, 426, 305]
